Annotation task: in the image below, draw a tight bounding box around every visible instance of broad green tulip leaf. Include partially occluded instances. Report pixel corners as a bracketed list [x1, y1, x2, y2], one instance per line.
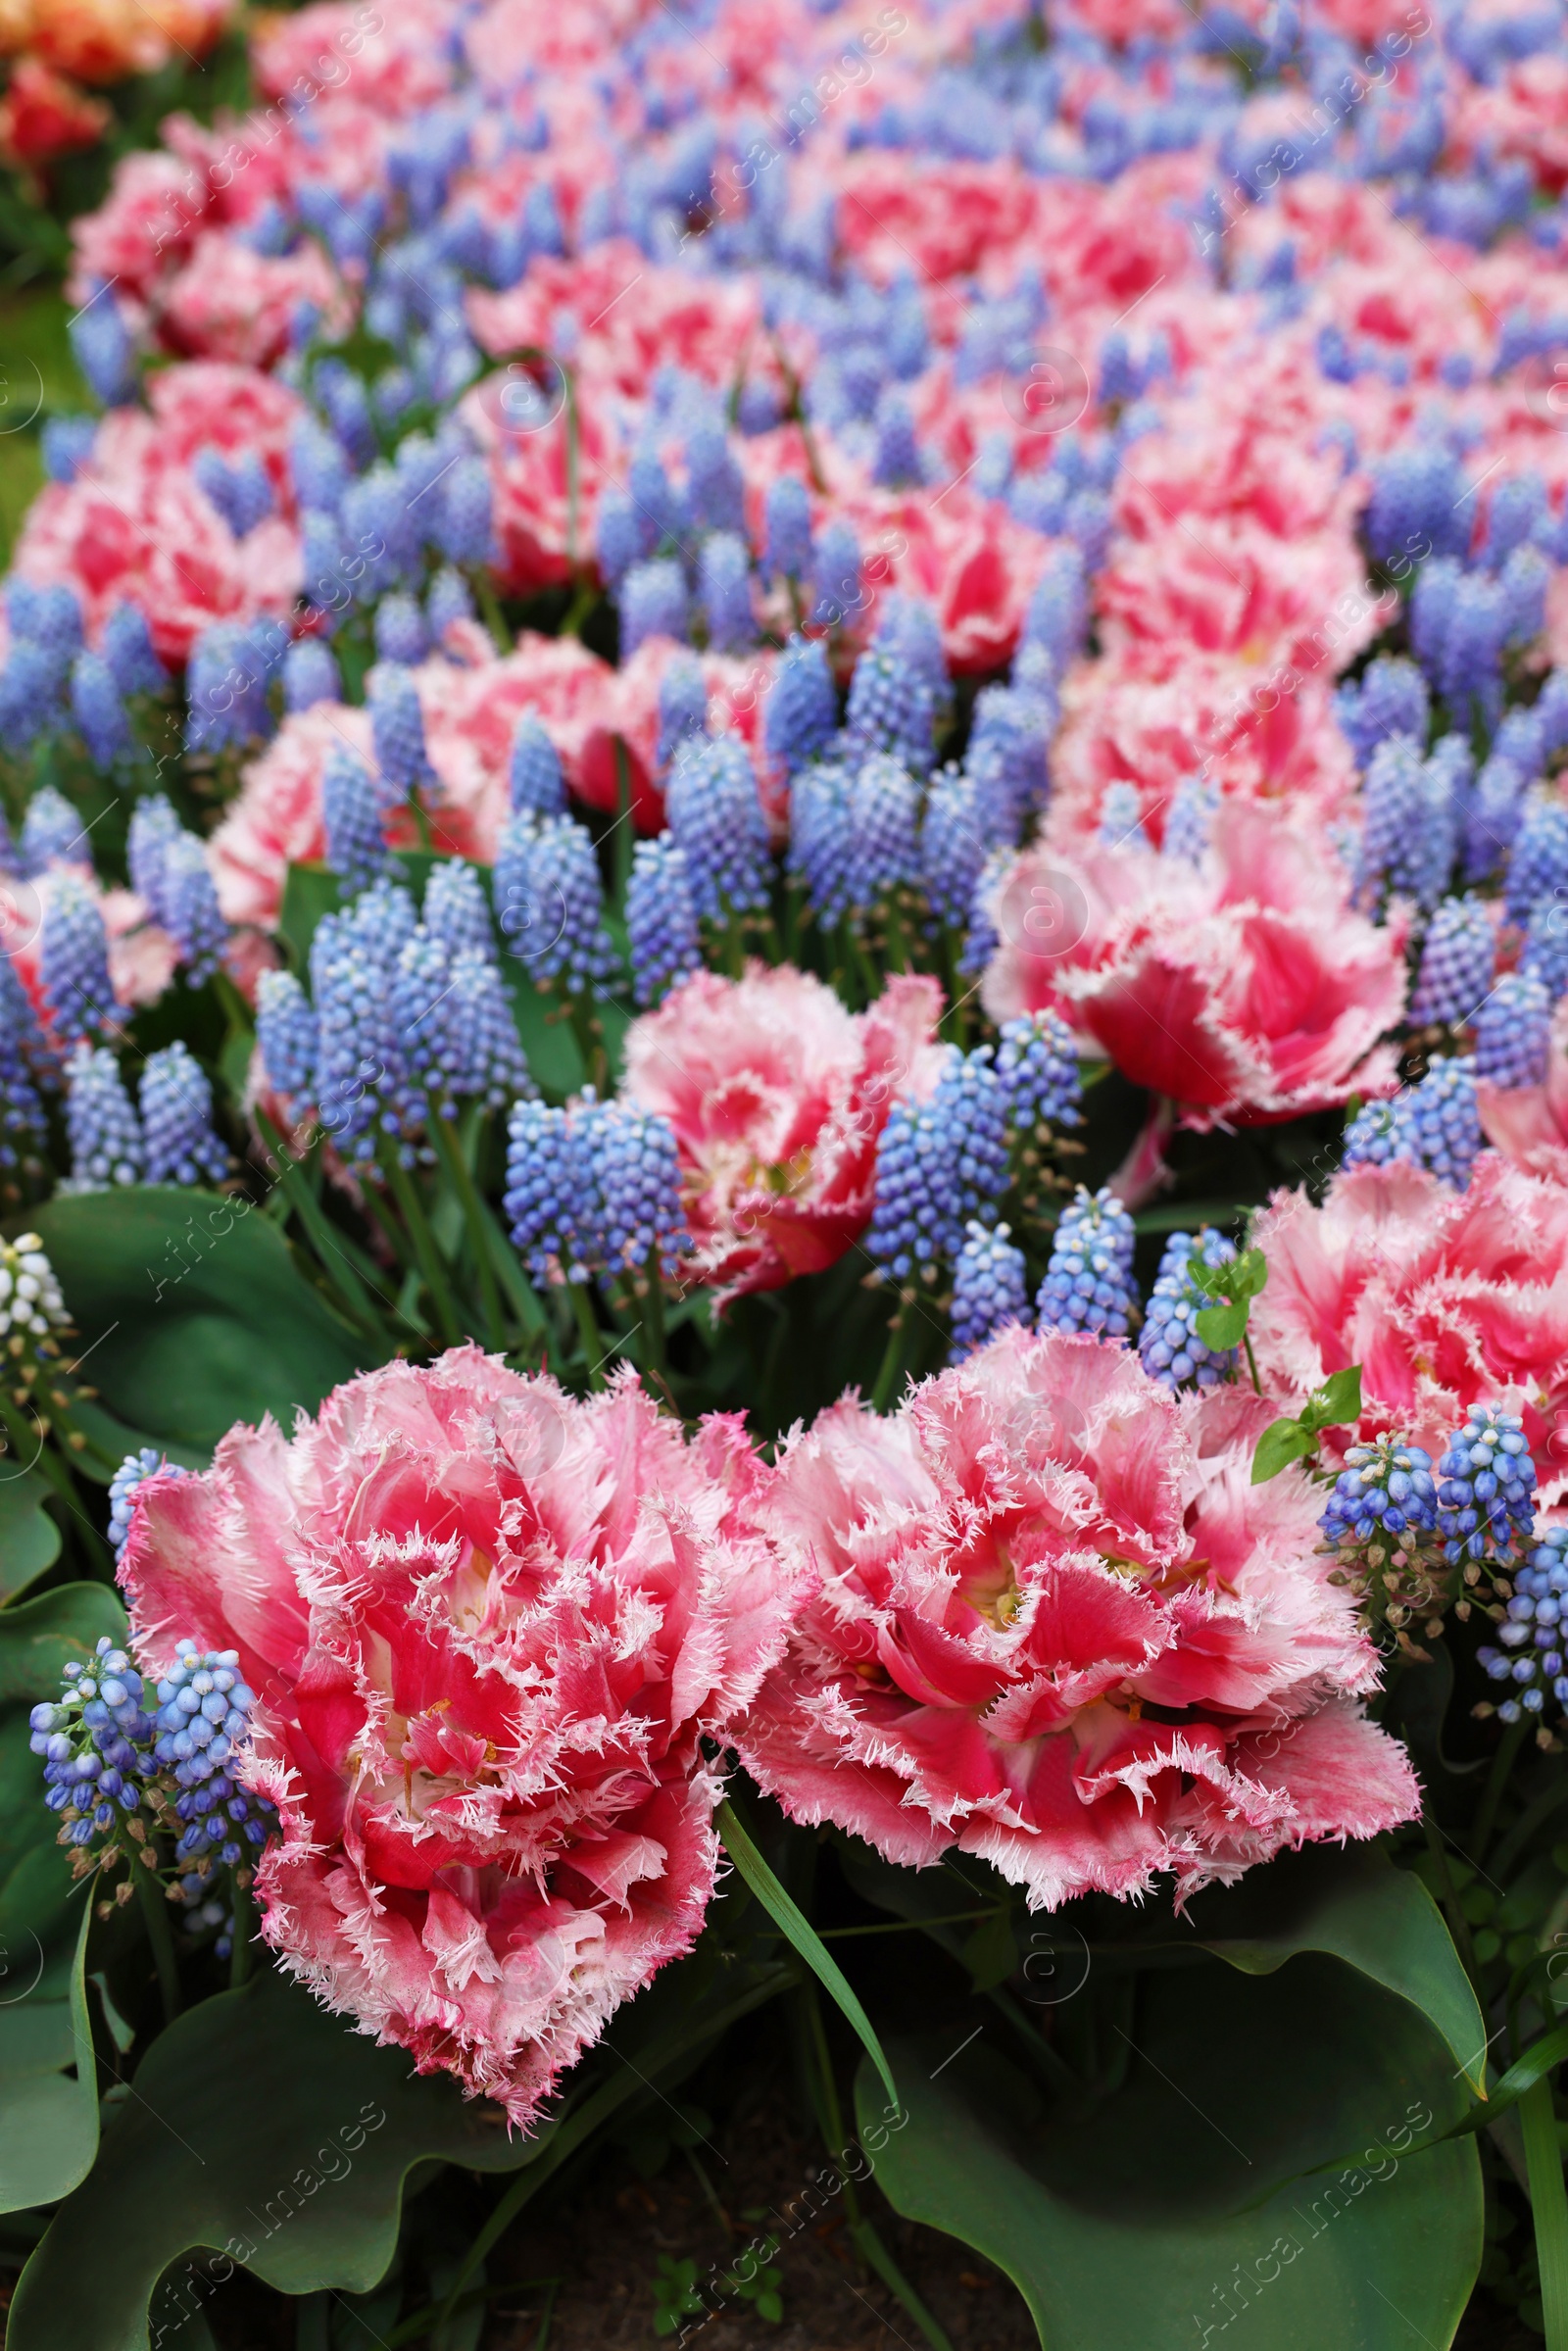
[0, 1471, 59, 1598]
[0, 1584, 127, 1703]
[856, 1953, 1482, 2351]
[8, 1968, 544, 2351]
[14, 1190, 368, 1450]
[1186, 1846, 1488, 2094]
[0, 1901, 97, 2215]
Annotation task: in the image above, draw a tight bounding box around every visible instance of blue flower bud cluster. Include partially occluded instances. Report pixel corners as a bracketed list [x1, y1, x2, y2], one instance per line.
[504, 1090, 689, 1288]
[1437, 1405, 1537, 1567]
[151, 1641, 277, 1876]
[1318, 1436, 1439, 1551]
[866, 1049, 1009, 1281]
[950, 1221, 1031, 1358]
[1137, 1230, 1237, 1390]
[1479, 1529, 1568, 1724]
[30, 1638, 159, 1852]
[1036, 1186, 1138, 1338]
[994, 1011, 1083, 1137]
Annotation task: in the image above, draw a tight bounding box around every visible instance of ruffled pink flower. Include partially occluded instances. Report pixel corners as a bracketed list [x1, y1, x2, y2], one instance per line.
[119, 1351, 801, 2129]
[981, 803, 1407, 1127]
[733, 1327, 1418, 1908]
[621, 965, 947, 1302]
[155, 228, 350, 368]
[1250, 1155, 1568, 1484]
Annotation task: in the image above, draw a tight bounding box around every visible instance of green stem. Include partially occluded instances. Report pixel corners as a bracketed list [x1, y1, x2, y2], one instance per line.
[254, 1110, 390, 1340]
[1243, 1330, 1262, 1396]
[871, 1300, 920, 1414]
[639, 1250, 669, 1391]
[427, 1112, 505, 1351]
[379, 1140, 466, 1348]
[472, 567, 514, 654]
[229, 1874, 255, 1988]
[568, 1281, 607, 1390]
[1522, 2073, 1568, 2351]
[133, 1860, 180, 2029]
[612, 737, 634, 905]
[1424, 1811, 1483, 1992]
[1472, 1719, 1529, 1867]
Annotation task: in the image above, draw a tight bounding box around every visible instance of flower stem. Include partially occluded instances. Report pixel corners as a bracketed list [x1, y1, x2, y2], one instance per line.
[229, 1873, 255, 1989]
[133, 1858, 180, 2028]
[378, 1139, 466, 1348]
[568, 1281, 608, 1389]
[1471, 1718, 1529, 1867]
[427, 1110, 506, 1351]
[871, 1298, 920, 1414]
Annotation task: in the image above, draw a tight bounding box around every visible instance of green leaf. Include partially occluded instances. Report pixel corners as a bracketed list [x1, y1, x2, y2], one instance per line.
[856, 1979, 1479, 2351]
[0, 1900, 97, 2216]
[0, 1472, 60, 1600]
[1250, 1418, 1319, 1485]
[8, 1969, 547, 2351]
[1194, 1299, 1250, 1350]
[1187, 1846, 1488, 2095]
[12, 1190, 369, 1452]
[1303, 1365, 1362, 1431]
[715, 1799, 899, 2112]
[959, 1910, 1017, 1996]
[0, 1585, 127, 1703]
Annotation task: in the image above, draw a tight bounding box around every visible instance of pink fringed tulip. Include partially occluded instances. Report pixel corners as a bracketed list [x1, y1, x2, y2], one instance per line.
[621, 963, 947, 1302]
[119, 1351, 800, 2129]
[981, 803, 1407, 1127]
[733, 1326, 1418, 1909]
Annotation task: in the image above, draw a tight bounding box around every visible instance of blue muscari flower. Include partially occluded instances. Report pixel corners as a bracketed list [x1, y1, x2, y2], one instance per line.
[1335, 656, 1430, 769]
[314, 360, 375, 469]
[1020, 544, 1088, 669]
[1438, 1404, 1536, 1567]
[289, 415, 353, 515]
[1501, 545, 1550, 650]
[1362, 442, 1469, 568]
[1064, 488, 1113, 573]
[620, 557, 689, 654]
[504, 1088, 685, 1288]
[1035, 1185, 1138, 1339]
[368, 663, 434, 797]
[963, 682, 1051, 844]
[0, 642, 65, 749]
[41, 416, 96, 484]
[1411, 900, 1495, 1032]
[1440, 572, 1510, 729]
[627, 835, 702, 1007]
[872, 389, 922, 488]
[950, 1220, 1031, 1359]
[22, 785, 86, 876]
[64, 1046, 143, 1189]
[686, 421, 746, 536]
[764, 476, 813, 582]
[322, 746, 391, 894]
[0, 955, 46, 1163]
[30, 1634, 161, 1852]
[341, 465, 419, 591]
[504, 1100, 583, 1283]
[374, 593, 430, 666]
[1474, 970, 1551, 1089]
[7, 578, 81, 673]
[810, 519, 861, 628]
[596, 488, 641, 586]
[310, 881, 416, 1159]
[69, 291, 136, 407]
[848, 751, 921, 911]
[141, 1043, 226, 1186]
[102, 601, 165, 697]
[69, 652, 130, 770]
[866, 1049, 1009, 1281]
[40, 874, 115, 1042]
[1138, 1229, 1238, 1390]
[162, 834, 228, 984]
[494, 811, 620, 992]
[1504, 790, 1568, 925]
[1538, 669, 1568, 755]
[1163, 774, 1217, 864]
[665, 734, 771, 923]
[788, 758, 857, 930]
[185, 621, 270, 754]
[995, 1010, 1083, 1134]
[1341, 1097, 1406, 1169]
[1358, 735, 1452, 911]
[509, 713, 566, 816]
[282, 637, 341, 711]
[423, 859, 494, 962]
[153, 1640, 277, 1874]
[1479, 1528, 1568, 1723]
[657, 653, 708, 767]
[627, 448, 684, 551]
[919, 765, 986, 932]
[436, 455, 496, 565]
[193, 446, 273, 537]
[846, 648, 935, 775]
[427, 565, 475, 642]
[700, 530, 755, 651]
[107, 1450, 188, 1561]
[591, 1099, 691, 1280]
[1465, 745, 1529, 883]
[1522, 896, 1568, 1002]
[1400, 1055, 1483, 1189]
[446, 947, 532, 1107]
[126, 793, 177, 910]
[1100, 781, 1150, 850]
[765, 637, 836, 775]
[1319, 1434, 1439, 1550]
[255, 969, 318, 1106]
